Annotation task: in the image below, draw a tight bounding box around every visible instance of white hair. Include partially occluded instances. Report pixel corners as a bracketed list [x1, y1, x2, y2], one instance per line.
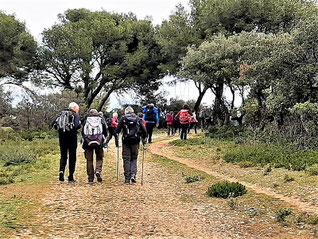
[113, 112, 118, 117]
[69, 102, 79, 110]
[125, 106, 134, 115]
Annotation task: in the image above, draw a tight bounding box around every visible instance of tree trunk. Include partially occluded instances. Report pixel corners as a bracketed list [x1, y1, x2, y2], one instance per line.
[193, 85, 209, 115]
[97, 89, 114, 112]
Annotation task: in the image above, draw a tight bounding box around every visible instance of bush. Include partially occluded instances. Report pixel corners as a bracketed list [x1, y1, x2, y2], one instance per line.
[185, 176, 200, 183]
[276, 208, 292, 223]
[306, 164, 318, 176]
[208, 126, 246, 140]
[0, 149, 36, 166]
[224, 144, 318, 171]
[207, 181, 247, 198]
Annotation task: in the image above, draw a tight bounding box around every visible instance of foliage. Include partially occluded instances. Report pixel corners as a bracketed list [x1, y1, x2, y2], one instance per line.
[305, 164, 318, 176]
[275, 208, 293, 223]
[224, 143, 318, 171]
[0, 131, 59, 185]
[283, 174, 295, 183]
[207, 181, 247, 198]
[208, 125, 246, 140]
[0, 11, 37, 82]
[40, 9, 163, 111]
[185, 175, 200, 183]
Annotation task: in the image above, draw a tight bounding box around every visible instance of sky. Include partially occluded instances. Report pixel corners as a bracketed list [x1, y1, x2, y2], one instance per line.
[1, 0, 220, 109]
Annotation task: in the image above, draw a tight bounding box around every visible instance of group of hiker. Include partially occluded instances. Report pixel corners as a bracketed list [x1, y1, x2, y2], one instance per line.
[53, 102, 195, 185]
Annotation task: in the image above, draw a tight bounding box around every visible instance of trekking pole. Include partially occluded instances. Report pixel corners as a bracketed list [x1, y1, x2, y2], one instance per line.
[116, 146, 119, 181]
[141, 145, 145, 186]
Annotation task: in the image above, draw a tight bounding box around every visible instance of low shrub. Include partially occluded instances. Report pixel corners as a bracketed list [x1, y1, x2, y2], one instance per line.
[208, 126, 247, 140]
[306, 164, 318, 176]
[283, 174, 295, 183]
[276, 208, 292, 223]
[224, 144, 318, 171]
[207, 181, 247, 198]
[185, 176, 200, 183]
[0, 149, 36, 166]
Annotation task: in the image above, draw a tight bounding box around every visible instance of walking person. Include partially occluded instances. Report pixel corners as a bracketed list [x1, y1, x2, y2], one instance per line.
[82, 109, 108, 184]
[52, 102, 81, 183]
[175, 104, 193, 140]
[142, 103, 159, 143]
[188, 112, 198, 134]
[115, 106, 147, 185]
[105, 112, 119, 148]
[166, 111, 174, 136]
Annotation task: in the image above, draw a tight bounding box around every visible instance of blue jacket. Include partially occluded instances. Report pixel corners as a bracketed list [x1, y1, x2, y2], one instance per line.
[142, 106, 159, 124]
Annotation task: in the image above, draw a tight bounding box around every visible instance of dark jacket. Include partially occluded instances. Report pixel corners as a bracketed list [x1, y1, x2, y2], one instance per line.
[53, 109, 81, 148]
[81, 114, 108, 149]
[115, 113, 147, 144]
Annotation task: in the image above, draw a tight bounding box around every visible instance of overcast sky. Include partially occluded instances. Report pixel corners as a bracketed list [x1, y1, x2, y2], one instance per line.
[1, 0, 189, 40]
[1, 0, 220, 108]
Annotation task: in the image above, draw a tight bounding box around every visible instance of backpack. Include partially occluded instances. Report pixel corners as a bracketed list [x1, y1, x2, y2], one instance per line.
[83, 116, 103, 147]
[179, 110, 190, 124]
[122, 116, 141, 144]
[145, 107, 156, 122]
[166, 114, 173, 123]
[106, 118, 112, 128]
[54, 110, 75, 132]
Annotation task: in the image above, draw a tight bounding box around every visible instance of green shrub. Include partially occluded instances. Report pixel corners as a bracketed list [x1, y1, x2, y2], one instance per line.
[276, 208, 292, 223]
[207, 181, 247, 198]
[208, 126, 246, 140]
[306, 164, 318, 176]
[224, 144, 318, 171]
[283, 174, 295, 183]
[170, 137, 206, 146]
[0, 149, 36, 166]
[185, 176, 200, 183]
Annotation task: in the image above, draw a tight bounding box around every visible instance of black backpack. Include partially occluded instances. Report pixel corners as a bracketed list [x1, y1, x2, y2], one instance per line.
[145, 107, 156, 122]
[122, 116, 141, 144]
[53, 110, 75, 132]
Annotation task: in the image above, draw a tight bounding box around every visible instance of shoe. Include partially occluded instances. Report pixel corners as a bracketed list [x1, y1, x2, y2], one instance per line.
[96, 172, 102, 183]
[59, 171, 64, 182]
[68, 179, 77, 184]
[88, 181, 94, 185]
[125, 178, 130, 185]
[130, 174, 137, 184]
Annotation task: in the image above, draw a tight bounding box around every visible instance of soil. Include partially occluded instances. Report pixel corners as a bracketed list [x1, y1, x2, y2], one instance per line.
[0, 136, 316, 238]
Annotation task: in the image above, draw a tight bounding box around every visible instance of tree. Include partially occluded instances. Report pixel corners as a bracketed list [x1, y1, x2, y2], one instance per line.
[40, 9, 163, 111]
[0, 11, 37, 87]
[181, 34, 243, 125]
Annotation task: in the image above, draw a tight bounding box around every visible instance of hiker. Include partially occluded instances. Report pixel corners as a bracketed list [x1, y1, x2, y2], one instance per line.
[105, 112, 119, 148]
[188, 112, 198, 134]
[115, 106, 147, 184]
[166, 111, 174, 136]
[142, 103, 159, 143]
[175, 104, 193, 140]
[138, 112, 146, 127]
[52, 102, 81, 183]
[82, 109, 108, 184]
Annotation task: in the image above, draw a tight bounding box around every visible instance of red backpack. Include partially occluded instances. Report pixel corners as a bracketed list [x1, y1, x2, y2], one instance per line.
[179, 110, 190, 124]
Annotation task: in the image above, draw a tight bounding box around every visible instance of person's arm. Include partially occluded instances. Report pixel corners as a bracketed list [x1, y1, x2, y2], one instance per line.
[175, 111, 181, 118]
[102, 119, 108, 138]
[188, 110, 193, 116]
[74, 114, 81, 130]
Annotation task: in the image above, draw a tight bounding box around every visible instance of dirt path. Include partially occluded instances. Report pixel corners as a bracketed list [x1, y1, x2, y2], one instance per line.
[148, 140, 318, 215]
[1, 138, 315, 238]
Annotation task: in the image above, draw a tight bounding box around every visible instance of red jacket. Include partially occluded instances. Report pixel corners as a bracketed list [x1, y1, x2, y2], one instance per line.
[111, 117, 118, 127]
[166, 113, 174, 125]
[176, 109, 193, 124]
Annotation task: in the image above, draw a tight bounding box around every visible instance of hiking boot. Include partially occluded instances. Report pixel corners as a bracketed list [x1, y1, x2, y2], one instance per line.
[59, 171, 64, 182]
[96, 172, 102, 183]
[125, 177, 130, 185]
[88, 181, 94, 185]
[130, 174, 137, 184]
[68, 175, 77, 184]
